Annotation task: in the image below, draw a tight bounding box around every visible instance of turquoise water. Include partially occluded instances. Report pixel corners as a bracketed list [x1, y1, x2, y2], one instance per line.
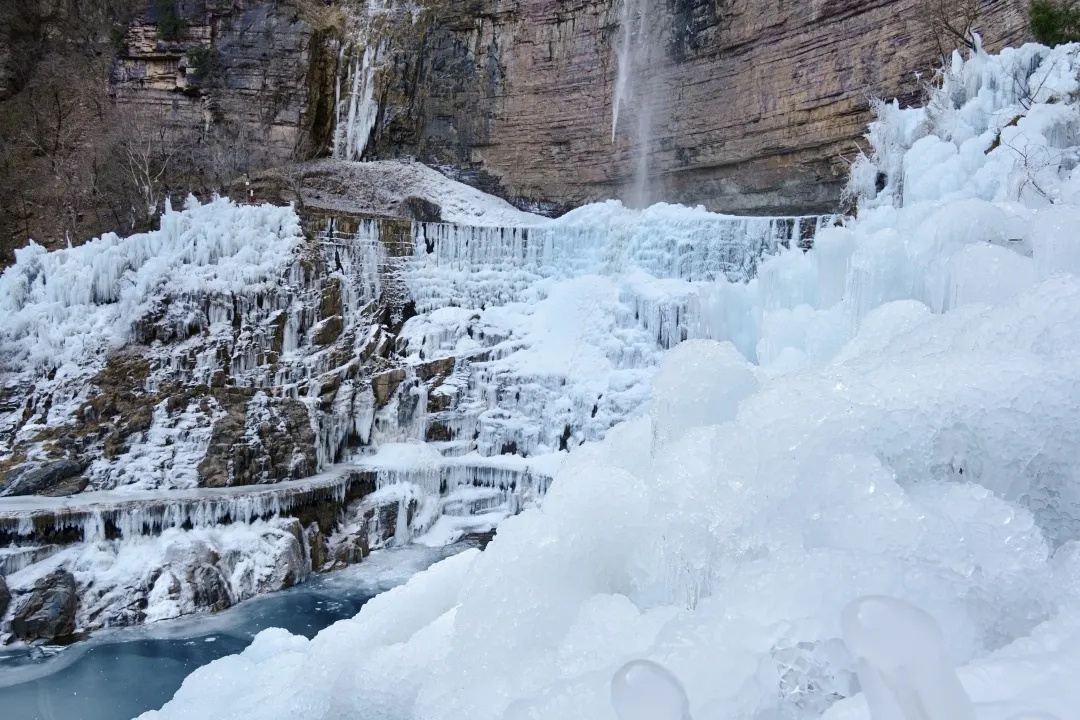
[0, 545, 461, 720]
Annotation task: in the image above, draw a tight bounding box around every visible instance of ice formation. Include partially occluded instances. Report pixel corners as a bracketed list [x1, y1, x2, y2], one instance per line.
[0, 159, 823, 640]
[0, 197, 304, 376]
[611, 659, 692, 720]
[0, 470, 359, 542]
[5, 517, 309, 630]
[139, 40, 1080, 720]
[331, 204, 827, 461]
[334, 43, 381, 161]
[842, 596, 975, 720]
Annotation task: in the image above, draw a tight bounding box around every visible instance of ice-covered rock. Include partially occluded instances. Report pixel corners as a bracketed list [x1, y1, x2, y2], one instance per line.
[10, 569, 77, 642]
[5, 518, 309, 631]
[1, 460, 84, 497]
[0, 574, 9, 620]
[0, 175, 838, 634]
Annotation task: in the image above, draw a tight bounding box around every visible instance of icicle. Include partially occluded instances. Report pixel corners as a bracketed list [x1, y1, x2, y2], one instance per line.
[334, 45, 380, 161]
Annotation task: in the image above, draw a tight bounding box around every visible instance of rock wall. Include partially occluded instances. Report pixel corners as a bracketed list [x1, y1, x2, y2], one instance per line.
[0, 0, 1033, 251]
[96, 0, 1034, 217]
[109, 0, 316, 170]
[364, 0, 1032, 214]
[0, 0, 317, 257]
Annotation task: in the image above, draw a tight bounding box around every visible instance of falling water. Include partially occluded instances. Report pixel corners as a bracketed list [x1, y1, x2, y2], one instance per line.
[611, 0, 636, 143]
[611, 0, 656, 208]
[631, 82, 653, 208]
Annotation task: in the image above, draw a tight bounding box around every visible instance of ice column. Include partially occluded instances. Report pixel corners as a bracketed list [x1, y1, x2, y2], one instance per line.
[841, 596, 976, 720]
[333, 45, 379, 161]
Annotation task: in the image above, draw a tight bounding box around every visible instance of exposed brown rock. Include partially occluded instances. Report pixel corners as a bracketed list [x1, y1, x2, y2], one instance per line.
[306, 523, 328, 571]
[37, 474, 89, 498]
[0, 0, 1033, 258]
[320, 277, 344, 319]
[0, 460, 82, 497]
[109, 1, 314, 171]
[462, 529, 496, 550]
[416, 356, 456, 383]
[325, 491, 420, 568]
[198, 391, 319, 488]
[371, 368, 407, 408]
[427, 392, 454, 414]
[426, 421, 454, 442]
[401, 196, 443, 222]
[0, 574, 10, 619]
[364, 0, 1030, 214]
[312, 315, 345, 345]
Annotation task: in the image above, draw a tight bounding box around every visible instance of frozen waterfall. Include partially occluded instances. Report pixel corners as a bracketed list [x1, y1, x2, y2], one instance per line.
[333, 44, 380, 161]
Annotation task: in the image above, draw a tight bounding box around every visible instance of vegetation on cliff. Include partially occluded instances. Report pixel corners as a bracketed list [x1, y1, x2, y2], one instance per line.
[1030, 0, 1080, 45]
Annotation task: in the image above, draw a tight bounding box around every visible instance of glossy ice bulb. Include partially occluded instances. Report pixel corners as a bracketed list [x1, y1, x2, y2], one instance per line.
[611, 659, 692, 720]
[842, 596, 976, 720]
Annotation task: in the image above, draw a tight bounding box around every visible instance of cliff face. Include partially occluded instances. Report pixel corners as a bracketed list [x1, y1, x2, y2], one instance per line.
[364, 0, 1031, 214]
[110, 1, 315, 163]
[0, 0, 1031, 253]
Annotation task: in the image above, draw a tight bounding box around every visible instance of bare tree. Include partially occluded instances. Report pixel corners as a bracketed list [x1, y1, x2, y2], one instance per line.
[0, 52, 118, 248]
[917, 0, 981, 61]
[0, 0, 143, 256]
[112, 104, 182, 227]
[1001, 135, 1061, 205]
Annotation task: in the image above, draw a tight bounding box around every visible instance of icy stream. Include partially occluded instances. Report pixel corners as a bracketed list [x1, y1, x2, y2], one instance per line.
[0, 544, 464, 720]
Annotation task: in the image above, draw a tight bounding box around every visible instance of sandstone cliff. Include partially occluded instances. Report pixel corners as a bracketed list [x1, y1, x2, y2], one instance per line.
[360, 0, 1031, 214]
[0, 0, 1032, 253]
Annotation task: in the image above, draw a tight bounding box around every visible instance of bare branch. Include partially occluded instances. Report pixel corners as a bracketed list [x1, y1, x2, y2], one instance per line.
[917, 0, 981, 62]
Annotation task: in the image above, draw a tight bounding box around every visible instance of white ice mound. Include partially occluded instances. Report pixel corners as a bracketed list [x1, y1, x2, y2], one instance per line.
[649, 339, 757, 452]
[842, 596, 976, 720]
[611, 659, 692, 720]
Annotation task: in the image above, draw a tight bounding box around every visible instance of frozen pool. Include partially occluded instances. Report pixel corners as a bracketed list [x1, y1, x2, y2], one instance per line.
[0, 544, 466, 720]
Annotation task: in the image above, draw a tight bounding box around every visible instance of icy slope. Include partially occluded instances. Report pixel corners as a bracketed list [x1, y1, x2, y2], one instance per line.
[0, 198, 304, 375]
[143, 41, 1080, 720]
[0, 160, 828, 635]
[298, 159, 549, 227]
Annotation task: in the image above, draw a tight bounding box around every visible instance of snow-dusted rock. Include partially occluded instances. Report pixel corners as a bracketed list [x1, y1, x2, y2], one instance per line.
[10, 569, 77, 642]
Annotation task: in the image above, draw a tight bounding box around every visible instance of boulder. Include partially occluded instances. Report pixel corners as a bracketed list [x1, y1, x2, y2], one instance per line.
[312, 315, 344, 346]
[1, 460, 82, 497]
[190, 564, 232, 612]
[371, 368, 407, 408]
[11, 570, 78, 641]
[38, 474, 89, 497]
[0, 575, 10, 619]
[401, 196, 442, 223]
